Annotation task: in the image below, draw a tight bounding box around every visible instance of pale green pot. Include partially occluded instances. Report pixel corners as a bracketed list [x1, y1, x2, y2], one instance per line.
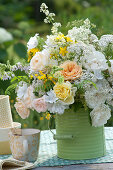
[54, 108, 106, 160]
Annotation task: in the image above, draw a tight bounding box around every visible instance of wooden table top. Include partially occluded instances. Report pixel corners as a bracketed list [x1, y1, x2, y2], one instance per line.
[33, 163, 113, 170]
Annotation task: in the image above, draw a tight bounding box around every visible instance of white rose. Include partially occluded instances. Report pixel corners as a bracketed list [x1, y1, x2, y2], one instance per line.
[27, 34, 38, 50]
[30, 51, 48, 72]
[84, 51, 108, 71]
[90, 104, 111, 127]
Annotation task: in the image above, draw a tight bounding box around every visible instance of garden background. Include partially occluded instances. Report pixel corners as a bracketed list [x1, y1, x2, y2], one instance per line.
[0, 0, 113, 129]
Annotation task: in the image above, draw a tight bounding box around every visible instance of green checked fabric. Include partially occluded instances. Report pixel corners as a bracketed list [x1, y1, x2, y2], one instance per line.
[0, 127, 113, 168]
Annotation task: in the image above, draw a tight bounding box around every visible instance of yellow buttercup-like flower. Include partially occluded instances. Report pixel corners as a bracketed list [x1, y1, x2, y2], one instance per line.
[59, 47, 68, 56]
[37, 74, 46, 80]
[46, 113, 51, 120]
[65, 37, 73, 43]
[30, 75, 33, 79]
[28, 48, 39, 62]
[54, 81, 74, 104]
[55, 34, 65, 41]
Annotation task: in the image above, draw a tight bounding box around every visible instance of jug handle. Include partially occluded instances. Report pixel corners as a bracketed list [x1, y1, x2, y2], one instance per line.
[23, 139, 28, 154]
[48, 119, 75, 140]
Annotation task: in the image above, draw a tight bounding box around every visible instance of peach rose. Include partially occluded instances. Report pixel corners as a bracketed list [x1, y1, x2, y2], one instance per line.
[60, 61, 82, 80]
[14, 99, 30, 119]
[24, 86, 35, 109]
[32, 97, 47, 113]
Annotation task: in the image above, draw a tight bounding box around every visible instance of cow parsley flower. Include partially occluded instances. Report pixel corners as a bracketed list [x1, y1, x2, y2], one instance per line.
[27, 34, 38, 50]
[67, 19, 92, 43]
[40, 3, 55, 24]
[51, 22, 61, 34]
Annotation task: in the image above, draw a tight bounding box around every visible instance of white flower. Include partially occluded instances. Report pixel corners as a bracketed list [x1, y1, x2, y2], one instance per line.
[45, 34, 64, 47]
[45, 90, 58, 103]
[45, 90, 69, 114]
[30, 50, 49, 72]
[83, 51, 108, 74]
[98, 34, 113, 50]
[85, 79, 112, 109]
[90, 104, 111, 127]
[0, 28, 13, 44]
[16, 82, 27, 99]
[108, 60, 113, 75]
[40, 3, 48, 13]
[67, 19, 91, 43]
[51, 22, 61, 34]
[27, 34, 38, 50]
[89, 34, 98, 43]
[47, 101, 69, 114]
[40, 3, 55, 24]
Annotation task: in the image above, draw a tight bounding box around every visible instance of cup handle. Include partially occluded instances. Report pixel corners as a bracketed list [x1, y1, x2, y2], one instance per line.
[23, 139, 28, 155]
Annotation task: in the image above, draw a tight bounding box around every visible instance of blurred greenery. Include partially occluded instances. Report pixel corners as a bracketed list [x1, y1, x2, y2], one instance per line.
[0, 0, 113, 129]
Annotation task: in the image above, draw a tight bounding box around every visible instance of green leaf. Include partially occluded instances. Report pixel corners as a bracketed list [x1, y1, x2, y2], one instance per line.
[75, 80, 97, 90]
[13, 43, 27, 58]
[11, 76, 18, 83]
[37, 37, 45, 51]
[3, 40, 14, 48]
[5, 83, 17, 95]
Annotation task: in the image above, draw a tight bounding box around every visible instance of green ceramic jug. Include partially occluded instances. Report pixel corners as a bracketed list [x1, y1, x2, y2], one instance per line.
[54, 108, 106, 160]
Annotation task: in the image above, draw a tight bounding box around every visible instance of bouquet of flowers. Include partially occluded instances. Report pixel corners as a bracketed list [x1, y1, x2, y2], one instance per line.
[1, 3, 113, 127]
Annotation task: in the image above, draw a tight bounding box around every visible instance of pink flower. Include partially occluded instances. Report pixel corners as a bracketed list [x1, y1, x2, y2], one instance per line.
[24, 86, 35, 109]
[32, 97, 47, 113]
[14, 99, 30, 119]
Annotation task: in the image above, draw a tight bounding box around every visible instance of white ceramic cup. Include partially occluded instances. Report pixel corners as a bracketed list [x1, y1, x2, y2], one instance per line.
[9, 129, 40, 162]
[0, 122, 21, 155]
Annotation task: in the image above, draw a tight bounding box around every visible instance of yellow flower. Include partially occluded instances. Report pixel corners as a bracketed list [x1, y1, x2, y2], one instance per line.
[65, 37, 73, 43]
[28, 48, 39, 62]
[37, 74, 46, 80]
[30, 75, 33, 79]
[40, 117, 44, 120]
[23, 123, 28, 128]
[10, 99, 14, 103]
[39, 70, 44, 75]
[52, 80, 56, 84]
[59, 47, 68, 56]
[37, 76, 41, 80]
[35, 74, 38, 77]
[50, 53, 58, 59]
[55, 34, 64, 41]
[54, 81, 74, 104]
[46, 113, 51, 120]
[47, 75, 53, 80]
